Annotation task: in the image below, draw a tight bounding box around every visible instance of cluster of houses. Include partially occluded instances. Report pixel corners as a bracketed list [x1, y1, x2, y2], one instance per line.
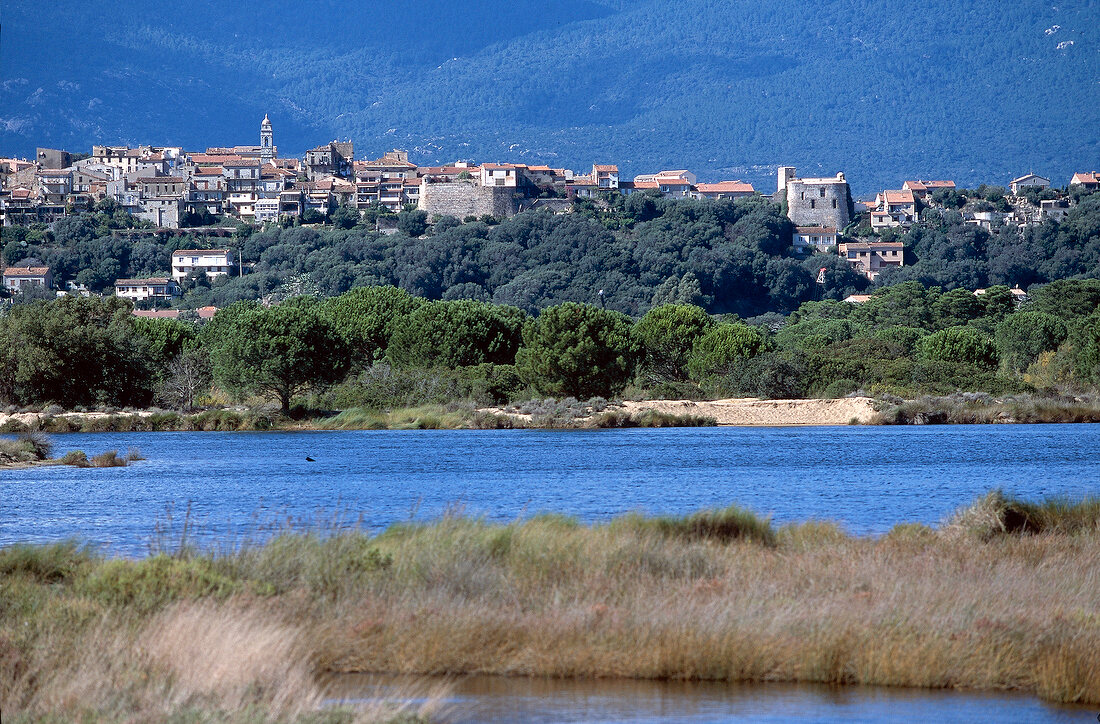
[2, 115, 1098, 300]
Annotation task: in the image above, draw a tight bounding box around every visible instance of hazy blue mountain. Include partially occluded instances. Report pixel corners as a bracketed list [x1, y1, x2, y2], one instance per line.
[2, 0, 1097, 194]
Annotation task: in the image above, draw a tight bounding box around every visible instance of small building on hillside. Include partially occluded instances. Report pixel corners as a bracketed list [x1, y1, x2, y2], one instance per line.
[3, 264, 53, 292]
[304, 141, 354, 181]
[171, 249, 234, 282]
[975, 286, 1028, 304]
[902, 179, 955, 201]
[870, 189, 917, 229]
[115, 277, 180, 302]
[693, 181, 755, 200]
[793, 226, 838, 253]
[1070, 172, 1099, 190]
[592, 164, 619, 190]
[1010, 173, 1051, 195]
[838, 240, 903, 280]
[1040, 198, 1070, 222]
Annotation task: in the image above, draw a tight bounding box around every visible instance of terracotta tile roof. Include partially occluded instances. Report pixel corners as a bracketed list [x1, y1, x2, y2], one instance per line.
[4, 266, 50, 276]
[695, 181, 754, 193]
[631, 180, 659, 189]
[840, 241, 904, 251]
[195, 167, 223, 176]
[882, 189, 915, 204]
[132, 309, 181, 319]
[138, 176, 184, 183]
[36, 169, 72, 176]
[115, 277, 172, 286]
[173, 249, 230, 256]
[593, 164, 619, 172]
[1071, 172, 1100, 185]
[658, 179, 692, 186]
[189, 154, 244, 165]
[795, 226, 837, 235]
[197, 306, 218, 319]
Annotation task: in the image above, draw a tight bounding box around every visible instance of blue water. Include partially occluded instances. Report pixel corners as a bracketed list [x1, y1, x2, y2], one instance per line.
[4, 425, 1100, 721]
[333, 674, 1097, 724]
[3, 425, 1099, 553]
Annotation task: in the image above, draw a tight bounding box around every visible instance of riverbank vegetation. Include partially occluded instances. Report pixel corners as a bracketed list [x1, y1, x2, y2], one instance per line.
[2, 491, 1098, 722]
[0, 278, 1098, 417]
[0, 431, 142, 468]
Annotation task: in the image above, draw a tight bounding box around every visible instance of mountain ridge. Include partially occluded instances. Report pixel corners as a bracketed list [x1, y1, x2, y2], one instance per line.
[2, 0, 1097, 194]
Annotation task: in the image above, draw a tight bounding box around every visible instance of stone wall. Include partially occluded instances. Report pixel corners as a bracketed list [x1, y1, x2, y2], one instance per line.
[419, 179, 518, 218]
[786, 178, 850, 230]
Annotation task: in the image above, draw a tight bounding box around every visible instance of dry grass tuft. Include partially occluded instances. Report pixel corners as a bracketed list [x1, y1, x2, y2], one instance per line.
[90, 449, 128, 467]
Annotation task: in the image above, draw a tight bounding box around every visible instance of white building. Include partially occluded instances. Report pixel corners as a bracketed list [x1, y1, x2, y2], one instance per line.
[793, 226, 838, 252]
[171, 249, 234, 282]
[114, 277, 179, 302]
[1010, 174, 1051, 195]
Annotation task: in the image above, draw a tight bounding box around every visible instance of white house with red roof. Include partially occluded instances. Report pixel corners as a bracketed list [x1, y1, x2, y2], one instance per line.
[1070, 172, 1099, 190]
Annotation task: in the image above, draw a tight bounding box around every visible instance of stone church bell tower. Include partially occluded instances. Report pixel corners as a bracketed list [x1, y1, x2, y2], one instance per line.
[260, 114, 274, 162]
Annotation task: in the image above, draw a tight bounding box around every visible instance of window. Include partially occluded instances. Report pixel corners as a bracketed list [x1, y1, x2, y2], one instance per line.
[832, 199, 837, 208]
[810, 200, 815, 209]
[819, 188, 826, 198]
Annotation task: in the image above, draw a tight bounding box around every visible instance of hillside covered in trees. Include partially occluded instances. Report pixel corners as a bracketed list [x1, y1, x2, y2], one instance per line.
[4, 191, 1100, 319]
[3, 1, 1097, 192]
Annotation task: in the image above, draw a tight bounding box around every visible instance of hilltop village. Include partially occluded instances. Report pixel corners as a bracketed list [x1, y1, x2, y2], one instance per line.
[1, 115, 1098, 305]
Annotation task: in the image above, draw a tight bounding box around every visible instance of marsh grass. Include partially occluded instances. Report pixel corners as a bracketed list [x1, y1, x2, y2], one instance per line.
[874, 393, 1100, 425]
[90, 450, 129, 467]
[2, 493, 1100, 720]
[589, 409, 718, 428]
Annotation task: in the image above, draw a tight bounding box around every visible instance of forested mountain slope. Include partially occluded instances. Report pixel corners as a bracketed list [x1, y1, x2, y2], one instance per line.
[2, 0, 1098, 193]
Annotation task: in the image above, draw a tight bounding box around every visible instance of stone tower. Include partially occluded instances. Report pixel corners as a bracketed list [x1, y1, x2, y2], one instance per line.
[260, 114, 274, 163]
[777, 166, 796, 194]
[782, 168, 850, 230]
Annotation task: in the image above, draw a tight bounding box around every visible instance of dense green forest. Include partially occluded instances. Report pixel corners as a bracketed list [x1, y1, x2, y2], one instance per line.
[4, 192, 1100, 319]
[2, 278, 1099, 413]
[3, 1, 1097, 192]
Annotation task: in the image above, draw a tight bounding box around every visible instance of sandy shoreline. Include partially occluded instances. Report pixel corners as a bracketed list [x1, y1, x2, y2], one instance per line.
[619, 396, 880, 426]
[0, 398, 880, 431]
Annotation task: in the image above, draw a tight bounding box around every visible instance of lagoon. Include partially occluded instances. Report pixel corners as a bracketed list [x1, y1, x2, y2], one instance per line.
[3, 424, 1099, 553]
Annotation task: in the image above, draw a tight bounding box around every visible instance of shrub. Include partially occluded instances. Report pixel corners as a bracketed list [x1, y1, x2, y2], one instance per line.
[18, 431, 52, 460]
[946, 490, 1100, 539]
[91, 450, 128, 467]
[0, 540, 95, 583]
[619, 505, 776, 545]
[686, 322, 766, 381]
[59, 450, 89, 467]
[919, 327, 998, 369]
[79, 554, 238, 611]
